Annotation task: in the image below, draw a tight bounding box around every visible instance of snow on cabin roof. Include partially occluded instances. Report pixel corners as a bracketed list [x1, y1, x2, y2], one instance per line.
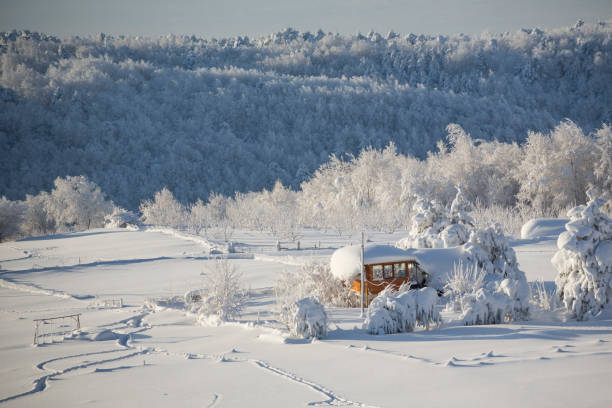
[330, 245, 417, 281]
[330, 244, 467, 289]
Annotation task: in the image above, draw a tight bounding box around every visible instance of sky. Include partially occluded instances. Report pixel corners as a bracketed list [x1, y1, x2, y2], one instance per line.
[1, 0, 611, 39]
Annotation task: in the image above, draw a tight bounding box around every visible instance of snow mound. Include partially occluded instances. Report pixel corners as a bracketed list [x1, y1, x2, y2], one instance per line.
[86, 329, 118, 341]
[280, 297, 328, 339]
[364, 287, 440, 335]
[520, 218, 568, 240]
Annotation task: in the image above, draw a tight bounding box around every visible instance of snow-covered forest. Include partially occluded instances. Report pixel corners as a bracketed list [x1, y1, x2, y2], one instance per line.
[1, 119, 610, 243]
[1, 21, 612, 209]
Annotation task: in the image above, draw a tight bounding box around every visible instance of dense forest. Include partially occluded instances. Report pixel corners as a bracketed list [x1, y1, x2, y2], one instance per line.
[1, 21, 611, 209]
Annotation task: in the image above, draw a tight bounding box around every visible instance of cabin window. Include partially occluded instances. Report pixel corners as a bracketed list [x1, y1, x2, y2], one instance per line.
[372, 265, 383, 281]
[407, 263, 416, 282]
[383, 264, 393, 279]
[394, 263, 406, 278]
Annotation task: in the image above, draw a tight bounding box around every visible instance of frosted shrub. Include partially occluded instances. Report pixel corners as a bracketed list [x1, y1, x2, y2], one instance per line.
[553, 192, 612, 320]
[459, 279, 530, 325]
[530, 278, 558, 313]
[280, 297, 328, 339]
[449, 224, 531, 324]
[196, 259, 246, 321]
[444, 261, 486, 311]
[275, 261, 359, 308]
[364, 287, 440, 335]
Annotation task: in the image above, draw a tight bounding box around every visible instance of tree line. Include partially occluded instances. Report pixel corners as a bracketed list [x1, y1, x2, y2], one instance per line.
[1, 121, 609, 242]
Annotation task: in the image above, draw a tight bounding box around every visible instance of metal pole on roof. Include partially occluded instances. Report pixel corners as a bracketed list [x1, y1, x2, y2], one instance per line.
[360, 230, 365, 317]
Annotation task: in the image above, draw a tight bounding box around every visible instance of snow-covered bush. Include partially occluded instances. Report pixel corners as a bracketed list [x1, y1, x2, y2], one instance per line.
[458, 278, 530, 325]
[280, 297, 328, 339]
[275, 261, 359, 308]
[364, 286, 440, 335]
[196, 259, 246, 321]
[445, 224, 530, 324]
[553, 192, 612, 320]
[104, 207, 138, 228]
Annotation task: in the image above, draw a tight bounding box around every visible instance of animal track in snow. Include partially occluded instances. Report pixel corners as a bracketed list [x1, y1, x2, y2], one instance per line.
[251, 359, 375, 407]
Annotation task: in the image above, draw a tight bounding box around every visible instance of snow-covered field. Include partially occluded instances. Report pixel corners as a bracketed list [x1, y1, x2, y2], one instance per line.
[1, 228, 611, 407]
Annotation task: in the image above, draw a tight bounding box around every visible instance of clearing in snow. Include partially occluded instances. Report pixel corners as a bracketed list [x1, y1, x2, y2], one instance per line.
[1, 227, 611, 407]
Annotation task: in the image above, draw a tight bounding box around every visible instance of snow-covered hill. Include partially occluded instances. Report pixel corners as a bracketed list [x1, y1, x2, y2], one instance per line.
[2, 22, 611, 208]
[1, 228, 610, 407]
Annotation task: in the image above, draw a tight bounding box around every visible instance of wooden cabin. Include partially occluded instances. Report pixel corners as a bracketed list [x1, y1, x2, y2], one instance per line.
[330, 244, 431, 305]
[349, 260, 429, 304]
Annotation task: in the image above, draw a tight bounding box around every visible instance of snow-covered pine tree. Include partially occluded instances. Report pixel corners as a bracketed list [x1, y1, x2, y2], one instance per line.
[553, 190, 612, 320]
[397, 186, 474, 249]
[441, 186, 475, 247]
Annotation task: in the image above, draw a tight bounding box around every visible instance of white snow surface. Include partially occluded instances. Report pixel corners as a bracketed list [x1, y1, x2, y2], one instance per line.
[1, 228, 612, 407]
[595, 241, 612, 267]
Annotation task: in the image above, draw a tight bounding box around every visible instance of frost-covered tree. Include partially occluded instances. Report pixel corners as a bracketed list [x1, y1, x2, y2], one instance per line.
[139, 188, 186, 229]
[593, 125, 612, 215]
[48, 176, 112, 230]
[205, 193, 234, 242]
[516, 121, 597, 215]
[22, 192, 55, 236]
[197, 259, 246, 321]
[188, 199, 208, 235]
[260, 180, 301, 242]
[553, 191, 612, 320]
[0, 197, 24, 242]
